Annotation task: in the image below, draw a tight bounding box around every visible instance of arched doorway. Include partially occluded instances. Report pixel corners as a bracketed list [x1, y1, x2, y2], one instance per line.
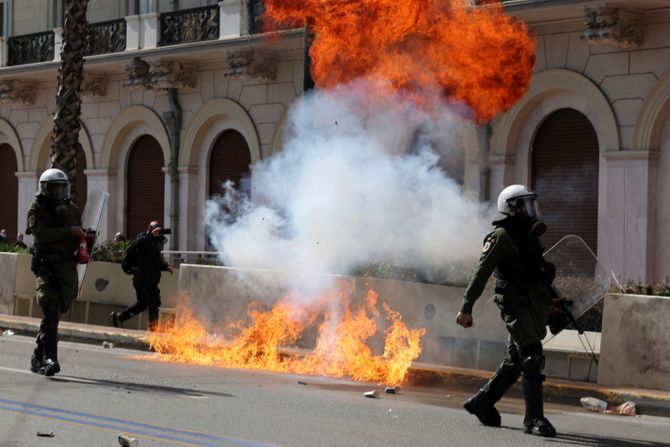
[531, 108, 599, 253]
[207, 130, 251, 248]
[208, 129, 252, 197]
[0, 143, 18, 243]
[126, 135, 165, 240]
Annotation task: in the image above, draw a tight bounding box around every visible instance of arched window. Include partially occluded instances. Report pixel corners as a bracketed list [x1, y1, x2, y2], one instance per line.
[208, 129, 251, 198]
[126, 135, 164, 240]
[531, 108, 599, 253]
[0, 143, 18, 242]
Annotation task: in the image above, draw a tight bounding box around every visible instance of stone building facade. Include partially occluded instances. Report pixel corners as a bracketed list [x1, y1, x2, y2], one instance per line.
[472, 0, 670, 284]
[0, 0, 306, 251]
[0, 0, 669, 285]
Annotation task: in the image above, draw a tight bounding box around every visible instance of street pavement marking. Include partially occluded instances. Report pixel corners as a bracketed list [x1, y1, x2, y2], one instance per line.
[0, 398, 276, 447]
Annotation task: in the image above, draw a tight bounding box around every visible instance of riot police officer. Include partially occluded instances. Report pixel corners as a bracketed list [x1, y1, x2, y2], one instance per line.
[456, 184, 557, 437]
[28, 168, 85, 376]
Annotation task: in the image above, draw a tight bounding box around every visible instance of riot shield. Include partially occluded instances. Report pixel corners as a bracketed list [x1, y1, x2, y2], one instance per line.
[77, 189, 109, 295]
[542, 234, 610, 323]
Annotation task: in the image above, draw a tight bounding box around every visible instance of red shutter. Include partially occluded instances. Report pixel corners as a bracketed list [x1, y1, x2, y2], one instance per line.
[208, 130, 252, 197]
[0, 144, 18, 242]
[531, 108, 599, 253]
[126, 135, 165, 240]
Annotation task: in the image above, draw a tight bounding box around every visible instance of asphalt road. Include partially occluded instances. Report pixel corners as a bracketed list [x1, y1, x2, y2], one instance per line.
[0, 334, 668, 447]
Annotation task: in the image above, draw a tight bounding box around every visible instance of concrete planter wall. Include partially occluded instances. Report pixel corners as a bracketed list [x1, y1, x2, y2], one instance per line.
[3, 252, 179, 330]
[599, 293, 670, 391]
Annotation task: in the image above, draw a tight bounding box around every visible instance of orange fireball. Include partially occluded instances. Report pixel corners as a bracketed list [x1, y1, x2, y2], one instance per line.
[263, 0, 535, 122]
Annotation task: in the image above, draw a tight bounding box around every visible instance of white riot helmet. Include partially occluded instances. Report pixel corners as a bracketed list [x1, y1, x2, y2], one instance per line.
[37, 168, 70, 201]
[497, 184, 538, 218]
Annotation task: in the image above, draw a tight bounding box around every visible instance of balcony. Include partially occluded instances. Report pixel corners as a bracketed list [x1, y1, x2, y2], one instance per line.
[159, 5, 219, 47]
[7, 31, 54, 66]
[85, 19, 127, 57]
[1, 3, 297, 69]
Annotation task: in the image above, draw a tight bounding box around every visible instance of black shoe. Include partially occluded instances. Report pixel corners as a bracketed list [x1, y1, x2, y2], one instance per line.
[523, 417, 556, 437]
[39, 359, 60, 377]
[30, 354, 44, 374]
[110, 312, 120, 328]
[464, 396, 501, 427]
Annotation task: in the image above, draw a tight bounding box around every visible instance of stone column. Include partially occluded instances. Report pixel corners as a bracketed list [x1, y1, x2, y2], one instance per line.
[53, 27, 63, 62]
[140, 12, 160, 49]
[0, 37, 7, 67]
[16, 172, 38, 245]
[178, 166, 198, 250]
[601, 150, 659, 284]
[219, 0, 245, 39]
[487, 154, 516, 204]
[125, 15, 141, 51]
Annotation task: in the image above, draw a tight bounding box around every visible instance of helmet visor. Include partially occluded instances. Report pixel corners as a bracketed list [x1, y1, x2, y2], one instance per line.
[517, 196, 539, 219]
[44, 182, 70, 201]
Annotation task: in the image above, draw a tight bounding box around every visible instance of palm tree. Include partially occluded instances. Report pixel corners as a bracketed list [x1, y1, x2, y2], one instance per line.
[51, 0, 89, 204]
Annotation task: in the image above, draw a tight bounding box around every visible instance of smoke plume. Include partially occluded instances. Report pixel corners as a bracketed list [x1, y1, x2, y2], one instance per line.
[205, 80, 492, 296]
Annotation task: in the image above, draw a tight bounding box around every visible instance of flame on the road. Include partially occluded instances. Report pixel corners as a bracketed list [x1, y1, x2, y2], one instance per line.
[263, 0, 535, 122]
[147, 288, 425, 385]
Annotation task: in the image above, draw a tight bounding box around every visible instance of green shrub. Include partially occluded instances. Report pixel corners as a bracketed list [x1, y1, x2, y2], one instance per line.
[609, 278, 670, 297]
[0, 242, 30, 254]
[91, 240, 132, 263]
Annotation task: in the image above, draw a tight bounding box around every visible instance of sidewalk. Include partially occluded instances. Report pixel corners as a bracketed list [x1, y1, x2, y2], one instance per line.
[3, 314, 670, 418]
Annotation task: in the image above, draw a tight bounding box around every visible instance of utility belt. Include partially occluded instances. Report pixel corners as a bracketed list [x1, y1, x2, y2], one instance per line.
[30, 251, 73, 290]
[494, 278, 532, 311]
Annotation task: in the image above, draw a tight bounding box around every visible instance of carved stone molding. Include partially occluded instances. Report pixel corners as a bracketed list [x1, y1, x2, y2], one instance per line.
[149, 61, 197, 90]
[124, 59, 196, 90]
[582, 6, 642, 48]
[0, 80, 36, 104]
[225, 50, 277, 81]
[124, 58, 151, 89]
[81, 73, 107, 98]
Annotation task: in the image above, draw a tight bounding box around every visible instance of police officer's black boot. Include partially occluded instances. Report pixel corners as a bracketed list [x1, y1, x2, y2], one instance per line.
[109, 312, 121, 328]
[40, 358, 61, 377]
[521, 354, 556, 437]
[463, 362, 522, 427]
[463, 390, 501, 427]
[30, 352, 44, 374]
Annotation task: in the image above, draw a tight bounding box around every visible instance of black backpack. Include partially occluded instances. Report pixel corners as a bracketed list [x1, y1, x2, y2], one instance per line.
[121, 239, 139, 275]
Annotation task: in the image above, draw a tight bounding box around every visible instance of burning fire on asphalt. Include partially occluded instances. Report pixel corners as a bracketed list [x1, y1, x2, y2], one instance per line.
[143, 0, 535, 385]
[147, 288, 425, 386]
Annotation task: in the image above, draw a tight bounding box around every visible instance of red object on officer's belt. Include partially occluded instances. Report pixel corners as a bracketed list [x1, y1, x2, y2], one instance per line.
[77, 237, 90, 264]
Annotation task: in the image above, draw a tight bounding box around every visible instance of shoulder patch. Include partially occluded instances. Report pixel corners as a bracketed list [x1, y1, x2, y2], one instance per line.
[482, 233, 496, 254]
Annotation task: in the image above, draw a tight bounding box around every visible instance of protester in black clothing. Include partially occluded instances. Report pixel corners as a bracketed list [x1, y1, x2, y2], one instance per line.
[15, 233, 28, 249]
[110, 221, 173, 330]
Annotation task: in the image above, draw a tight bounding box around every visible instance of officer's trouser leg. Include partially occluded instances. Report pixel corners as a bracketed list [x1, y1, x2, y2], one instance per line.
[520, 342, 556, 437]
[34, 299, 62, 376]
[464, 341, 522, 427]
[35, 299, 60, 362]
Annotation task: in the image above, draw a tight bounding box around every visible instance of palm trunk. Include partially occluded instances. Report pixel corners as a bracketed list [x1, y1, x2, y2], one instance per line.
[51, 0, 89, 204]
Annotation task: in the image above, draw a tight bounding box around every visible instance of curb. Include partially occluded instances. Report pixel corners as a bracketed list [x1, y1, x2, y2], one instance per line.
[2, 315, 670, 418]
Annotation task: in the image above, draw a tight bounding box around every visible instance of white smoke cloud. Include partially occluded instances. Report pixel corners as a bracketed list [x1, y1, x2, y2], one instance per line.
[205, 80, 492, 297]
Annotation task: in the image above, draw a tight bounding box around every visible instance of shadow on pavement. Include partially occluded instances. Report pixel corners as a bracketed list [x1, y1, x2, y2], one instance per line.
[547, 432, 667, 446]
[48, 375, 236, 399]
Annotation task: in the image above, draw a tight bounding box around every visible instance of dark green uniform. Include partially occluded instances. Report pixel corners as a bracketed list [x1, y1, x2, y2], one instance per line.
[28, 196, 82, 370]
[462, 226, 553, 349]
[461, 216, 555, 434]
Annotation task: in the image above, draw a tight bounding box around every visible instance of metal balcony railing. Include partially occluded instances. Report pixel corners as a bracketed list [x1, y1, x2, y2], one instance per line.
[7, 31, 54, 66]
[159, 5, 219, 47]
[85, 18, 127, 56]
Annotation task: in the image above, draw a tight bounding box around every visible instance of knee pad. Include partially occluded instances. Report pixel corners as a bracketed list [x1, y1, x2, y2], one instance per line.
[522, 354, 545, 381]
